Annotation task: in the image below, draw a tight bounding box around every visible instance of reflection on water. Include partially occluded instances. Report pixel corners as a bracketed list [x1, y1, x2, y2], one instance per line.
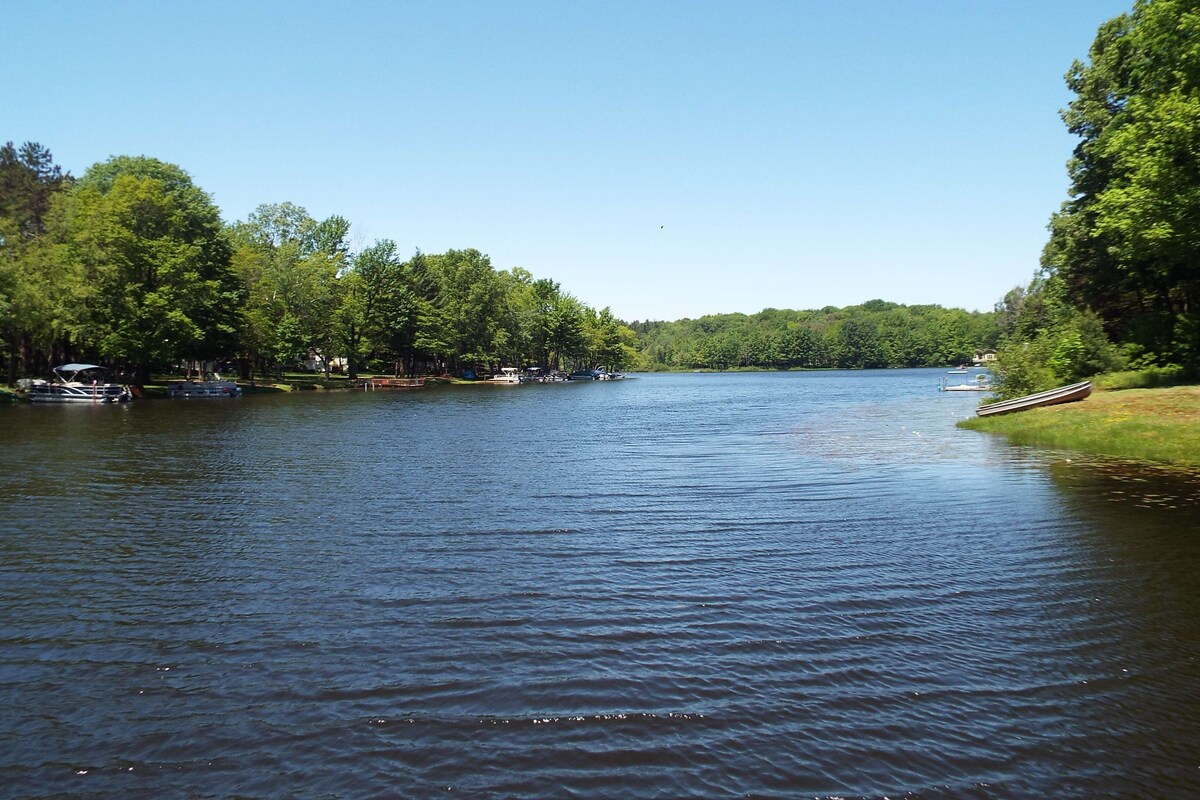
[1050, 457, 1200, 513]
[1, 370, 1198, 799]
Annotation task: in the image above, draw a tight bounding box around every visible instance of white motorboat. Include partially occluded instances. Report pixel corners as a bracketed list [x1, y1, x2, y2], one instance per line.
[488, 367, 521, 384]
[25, 364, 133, 404]
[939, 374, 991, 392]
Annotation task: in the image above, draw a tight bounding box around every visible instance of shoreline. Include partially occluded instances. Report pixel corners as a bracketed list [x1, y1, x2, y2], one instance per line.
[958, 385, 1200, 467]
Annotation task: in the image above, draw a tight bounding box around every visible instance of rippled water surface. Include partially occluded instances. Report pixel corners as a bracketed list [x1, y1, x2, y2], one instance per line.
[2, 370, 1199, 798]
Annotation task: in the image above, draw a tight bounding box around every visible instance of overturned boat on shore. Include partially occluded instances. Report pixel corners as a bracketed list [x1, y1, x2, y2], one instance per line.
[975, 381, 1093, 417]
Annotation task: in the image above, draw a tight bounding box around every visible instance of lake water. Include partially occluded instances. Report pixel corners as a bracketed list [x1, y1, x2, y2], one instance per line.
[2, 369, 1199, 798]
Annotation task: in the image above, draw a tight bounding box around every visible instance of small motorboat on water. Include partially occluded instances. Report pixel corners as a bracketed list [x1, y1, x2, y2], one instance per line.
[940, 374, 991, 392]
[25, 364, 133, 403]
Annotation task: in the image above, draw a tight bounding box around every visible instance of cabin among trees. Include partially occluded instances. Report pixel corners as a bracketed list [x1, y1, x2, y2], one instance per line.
[974, 349, 997, 364]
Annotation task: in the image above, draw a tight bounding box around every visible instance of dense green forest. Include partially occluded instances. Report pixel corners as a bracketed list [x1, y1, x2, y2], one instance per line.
[991, 0, 1199, 397]
[0, 147, 1000, 385]
[3, 1, 1196, 391]
[0, 151, 640, 384]
[633, 302, 998, 371]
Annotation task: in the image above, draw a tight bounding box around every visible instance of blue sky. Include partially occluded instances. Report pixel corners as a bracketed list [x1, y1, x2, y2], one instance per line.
[5, 0, 1131, 322]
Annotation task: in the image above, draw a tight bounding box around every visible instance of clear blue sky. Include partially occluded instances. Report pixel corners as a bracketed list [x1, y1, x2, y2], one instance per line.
[5, 0, 1131, 322]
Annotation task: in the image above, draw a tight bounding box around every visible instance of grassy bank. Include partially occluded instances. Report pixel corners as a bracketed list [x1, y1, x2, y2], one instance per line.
[959, 385, 1200, 466]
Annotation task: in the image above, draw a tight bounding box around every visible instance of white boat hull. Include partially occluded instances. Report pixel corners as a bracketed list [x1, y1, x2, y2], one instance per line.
[27, 384, 132, 403]
[488, 368, 521, 384]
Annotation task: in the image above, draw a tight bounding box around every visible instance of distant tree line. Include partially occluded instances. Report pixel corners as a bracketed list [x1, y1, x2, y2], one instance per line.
[1, 146, 1007, 387]
[631, 301, 1000, 371]
[0, 149, 639, 385]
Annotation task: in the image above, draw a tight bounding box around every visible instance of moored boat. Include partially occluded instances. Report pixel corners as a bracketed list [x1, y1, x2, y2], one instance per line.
[940, 374, 991, 392]
[488, 367, 521, 384]
[167, 377, 242, 398]
[975, 381, 1093, 417]
[520, 366, 566, 383]
[25, 364, 132, 404]
[363, 377, 424, 390]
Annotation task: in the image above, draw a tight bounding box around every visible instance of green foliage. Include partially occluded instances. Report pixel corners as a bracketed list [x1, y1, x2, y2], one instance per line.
[229, 202, 347, 377]
[990, 1, 1200, 396]
[1094, 364, 1186, 390]
[1044, 0, 1200, 367]
[585, 307, 636, 371]
[337, 239, 429, 377]
[991, 303, 1124, 399]
[632, 302, 998, 371]
[5, 145, 618, 382]
[65, 157, 238, 383]
[5, 143, 1013, 385]
[424, 249, 507, 369]
[0, 141, 70, 240]
[992, 338, 1059, 399]
[0, 142, 74, 382]
[1048, 310, 1124, 380]
[273, 312, 308, 367]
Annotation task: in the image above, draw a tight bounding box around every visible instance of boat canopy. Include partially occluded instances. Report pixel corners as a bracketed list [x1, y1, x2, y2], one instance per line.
[56, 363, 105, 372]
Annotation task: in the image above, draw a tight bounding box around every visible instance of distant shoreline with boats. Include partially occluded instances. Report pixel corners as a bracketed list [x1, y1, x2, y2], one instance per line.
[3, 366, 1197, 469]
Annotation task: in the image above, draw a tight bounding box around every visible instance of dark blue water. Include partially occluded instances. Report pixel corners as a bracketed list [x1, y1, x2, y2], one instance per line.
[2, 370, 1199, 798]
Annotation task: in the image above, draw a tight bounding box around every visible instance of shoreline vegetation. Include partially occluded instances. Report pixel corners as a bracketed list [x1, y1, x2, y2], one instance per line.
[3, 148, 1002, 388]
[960, 384, 1200, 468]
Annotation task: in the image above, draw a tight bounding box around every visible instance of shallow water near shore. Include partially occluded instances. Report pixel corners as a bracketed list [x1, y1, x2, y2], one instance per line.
[2, 369, 1198, 798]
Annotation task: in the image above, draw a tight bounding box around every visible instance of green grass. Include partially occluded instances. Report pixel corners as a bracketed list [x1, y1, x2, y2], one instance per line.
[1093, 365, 1187, 391]
[959, 385, 1200, 466]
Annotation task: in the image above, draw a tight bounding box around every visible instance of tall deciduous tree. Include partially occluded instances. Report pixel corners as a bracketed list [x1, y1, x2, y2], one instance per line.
[230, 202, 348, 377]
[1044, 0, 1200, 366]
[338, 239, 420, 377]
[424, 249, 506, 373]
[65, 156, 238, 385]
[0, 142, 74, 383]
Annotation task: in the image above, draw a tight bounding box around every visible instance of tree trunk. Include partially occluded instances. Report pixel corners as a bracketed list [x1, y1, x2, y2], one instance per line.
[4, 329, 20, 386]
